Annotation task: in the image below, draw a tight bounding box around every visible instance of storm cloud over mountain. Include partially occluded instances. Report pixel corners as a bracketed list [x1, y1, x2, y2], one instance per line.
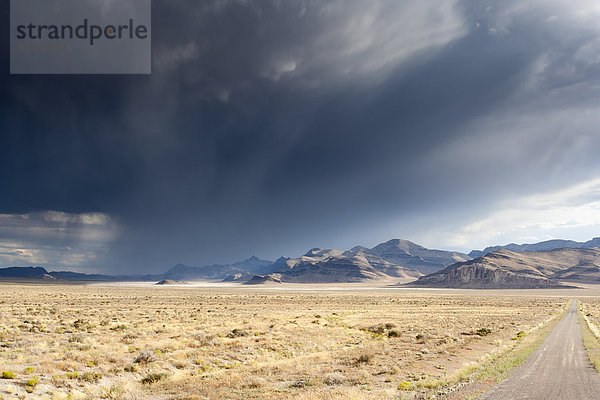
[2, 1, 600, 273]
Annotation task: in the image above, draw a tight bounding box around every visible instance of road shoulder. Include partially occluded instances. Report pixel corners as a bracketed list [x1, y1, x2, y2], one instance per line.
[578, 302, 600, 372]
[411, 300, 571, 399]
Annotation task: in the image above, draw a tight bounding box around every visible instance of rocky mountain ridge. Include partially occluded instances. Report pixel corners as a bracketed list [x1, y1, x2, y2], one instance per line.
[469, 237, 600, 258]
[409, 247, 600, 289]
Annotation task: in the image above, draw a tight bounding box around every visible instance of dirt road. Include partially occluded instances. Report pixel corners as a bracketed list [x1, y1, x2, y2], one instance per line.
[479, 300, 600, 399]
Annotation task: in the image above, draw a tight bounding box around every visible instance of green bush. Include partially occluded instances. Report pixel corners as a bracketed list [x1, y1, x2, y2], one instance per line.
[26, 377, 38, 387]
[2, 371, 15, 379]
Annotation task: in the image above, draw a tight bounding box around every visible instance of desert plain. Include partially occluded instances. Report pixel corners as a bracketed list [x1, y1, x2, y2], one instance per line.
[2, 283, 599, 399]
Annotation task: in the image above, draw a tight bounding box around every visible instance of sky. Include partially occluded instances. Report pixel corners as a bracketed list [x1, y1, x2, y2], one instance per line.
[2, 0, 600, 273]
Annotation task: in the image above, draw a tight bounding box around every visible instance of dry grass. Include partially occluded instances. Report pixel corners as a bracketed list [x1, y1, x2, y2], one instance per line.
[0, 284, 569, 399]
[577, 299, 600, 373]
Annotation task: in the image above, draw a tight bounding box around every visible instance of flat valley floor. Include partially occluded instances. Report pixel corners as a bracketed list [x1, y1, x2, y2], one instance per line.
[2, 284, 600, 399]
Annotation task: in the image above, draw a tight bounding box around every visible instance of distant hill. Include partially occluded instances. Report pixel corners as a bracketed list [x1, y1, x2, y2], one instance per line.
[0, 267, 163, 281]
[244, 274, 283, 285]
[0, 257, 273, 283]
[161, 256, 273, 281]
[0, 266, 48, 278]
[222, 271, 255, 282]
[156, 280, 188, 285]
[468, 237, 600, 258]
[408, 248, 600, 289]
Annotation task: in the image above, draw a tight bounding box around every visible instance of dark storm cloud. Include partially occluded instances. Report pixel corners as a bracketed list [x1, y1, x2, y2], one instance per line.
[2, 0, 600, 272]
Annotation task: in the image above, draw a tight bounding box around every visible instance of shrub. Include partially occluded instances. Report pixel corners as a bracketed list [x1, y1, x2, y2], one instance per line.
[242, 377, 267, 389]
[69, 334, 85, 343]
[73, 319, 94, 330]
[1, 371, 15, 379]
[416, 333, 428, 343]
[80, 372, 102, 382]
[134, 350, 155, 364]
[388, 330, 401, 337]
[364, 325, 385, 335]
[356, 353, 373, 364]
[227, 328, 249, 338]
[122, 333, 137, 344]
[26, 377, 38, 387]
[194, 360, 211, 372]
[24, 367, 35, 374]
[24, 376, 38, 393]
[124, 364, 139, 373]
[323, 373, 345, 385]
[110, 324, 128, 331]
[141, 372, 168, 384]
[512, 330, 526, 340]
[476, 328, 492, 336]
[289, 379, 314, 388]
[191, 332, 215, 347]
[103, 385, 125, 399]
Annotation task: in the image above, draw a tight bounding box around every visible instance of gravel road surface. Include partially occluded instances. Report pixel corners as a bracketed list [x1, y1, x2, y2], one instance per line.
[479, 300, 600, 400]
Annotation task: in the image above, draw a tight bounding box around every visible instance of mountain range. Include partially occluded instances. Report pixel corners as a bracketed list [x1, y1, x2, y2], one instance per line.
[161, 256, 273, 280]
[0, 256, 273, 282]
[144, 239, 470, 284]
[1, 237, 599, 288]
[244, 239, 470, 284]
[0, 239, 468, 283]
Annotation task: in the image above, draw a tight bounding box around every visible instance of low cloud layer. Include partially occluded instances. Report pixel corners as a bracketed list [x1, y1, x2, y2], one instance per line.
[1, 0, 600, 272]
[0, 212, 118, 270]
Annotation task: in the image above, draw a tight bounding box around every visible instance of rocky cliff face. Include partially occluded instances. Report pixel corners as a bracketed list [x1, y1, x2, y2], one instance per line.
[415, 260, 563, 289]
[272, 255, 384, 283]
[408, 248, 600, 289]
